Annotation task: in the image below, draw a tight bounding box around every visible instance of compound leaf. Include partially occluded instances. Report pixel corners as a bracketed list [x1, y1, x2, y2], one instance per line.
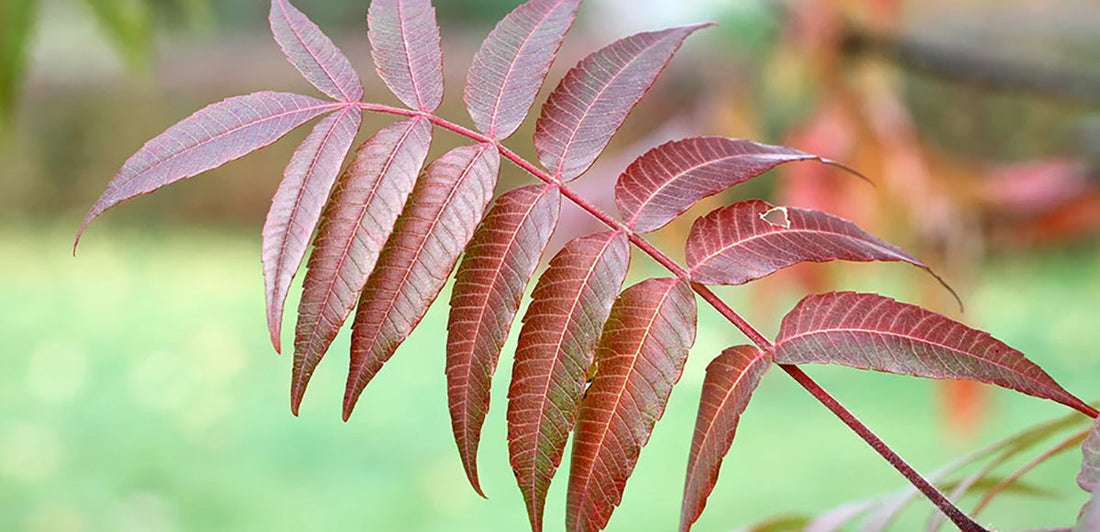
[508, 230, 630, 532]
[447, 184, 562, 497]
[775, 292, 1091, 414]
[343, 144, 500, 420]
[291, 117, 432, 414]
[367, 0, 444, 112]
[270, 0, 364, 102]
[77, 92, 341, 246]
[465, 0, 580, 140]
[568, 278, 697, 532]
[681, 345, 771, 532]
[263, 106, 362, 352]
[616, 137, 839, 233]
[535, 24, 709, 182]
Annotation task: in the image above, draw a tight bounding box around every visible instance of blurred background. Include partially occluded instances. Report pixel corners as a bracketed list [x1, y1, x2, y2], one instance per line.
[2, 0, 1099, 530]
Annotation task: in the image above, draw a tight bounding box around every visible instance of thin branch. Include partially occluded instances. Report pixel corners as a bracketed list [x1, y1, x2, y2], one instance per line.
[355, 101, 995, 531]
[970, 429, 1088, 518]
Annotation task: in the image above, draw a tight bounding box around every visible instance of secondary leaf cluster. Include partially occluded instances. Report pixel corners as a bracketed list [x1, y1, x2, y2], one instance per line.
[747, 410, 1100, 531]
[77, 1, 1097, 530]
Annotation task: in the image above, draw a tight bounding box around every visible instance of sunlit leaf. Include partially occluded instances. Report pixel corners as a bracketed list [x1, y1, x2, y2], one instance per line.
[535, 24, 710, 182]
[270, 0, 364, 102]
[367, 0, 444, 112]
[263, 106, 362, 352]
[82, 0, 151, 70]
[291, 117, 432, 414]
[343, 144, 500, 420]
[685, 200, 956, 302]
[508, 230, 630, 531]
[77, 92, 342, 247]
[568, 278, 697, 532]
[447, 184, 562, 496]
[681, 345, 771, 532]
[775, 292, 1090, 414]
[616, 137, 843, 232]
[465, 0, 581, 140]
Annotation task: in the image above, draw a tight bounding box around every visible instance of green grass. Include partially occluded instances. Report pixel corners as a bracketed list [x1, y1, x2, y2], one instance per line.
[1, 224, 1097, 531]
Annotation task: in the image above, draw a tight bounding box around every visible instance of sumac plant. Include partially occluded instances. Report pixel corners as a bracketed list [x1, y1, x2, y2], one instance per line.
[74, 1, 1100, 530]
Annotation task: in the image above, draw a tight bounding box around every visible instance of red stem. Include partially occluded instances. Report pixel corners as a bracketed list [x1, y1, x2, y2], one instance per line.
[784, 365, 986, 531]
[356, 102, 991, 530]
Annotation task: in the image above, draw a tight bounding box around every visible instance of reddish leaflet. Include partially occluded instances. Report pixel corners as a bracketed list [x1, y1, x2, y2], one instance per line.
[77, 1, 1098, 531]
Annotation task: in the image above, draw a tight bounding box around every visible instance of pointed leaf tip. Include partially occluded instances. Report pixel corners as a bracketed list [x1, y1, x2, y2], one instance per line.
[290, 117, 433, 414]
[681, 346, 771, 532]
[342, 144, 500, 421]
[263, 107, 362, 355]
[686, 199, 960, 307]
[368, 0, 444, 112]
[507, 230, 630, 531]
[270, 0, 364, 101]
[775, 292, 1091, 414]
[568, 278, 697, 532]
[447, 184, 562, 498]
[465, 0, 581, 140]
[535, 23, 710, 182]
[76, 92, 339, 249]
[615, 137, 837, 233]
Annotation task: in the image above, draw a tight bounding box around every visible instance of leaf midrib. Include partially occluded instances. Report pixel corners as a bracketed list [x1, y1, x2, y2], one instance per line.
[112, 96, 341, 199]
[484, 0, 567, 138]
[776, 326, 1040, 387]
[689, 217, 912, 278]
[452, 185, 554, 469]
[349, 144, 493, 382]
[550, 30, 677, 180]
[274, 0, 357, 102]
[570, 280, 678, 529]
[521, 232, 621, 516]
[270, 107, 357, 303]
[295, 117, 424, 388]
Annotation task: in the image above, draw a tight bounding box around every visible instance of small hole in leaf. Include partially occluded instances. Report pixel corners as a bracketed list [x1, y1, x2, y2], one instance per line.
[761, 206, 790, 228]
